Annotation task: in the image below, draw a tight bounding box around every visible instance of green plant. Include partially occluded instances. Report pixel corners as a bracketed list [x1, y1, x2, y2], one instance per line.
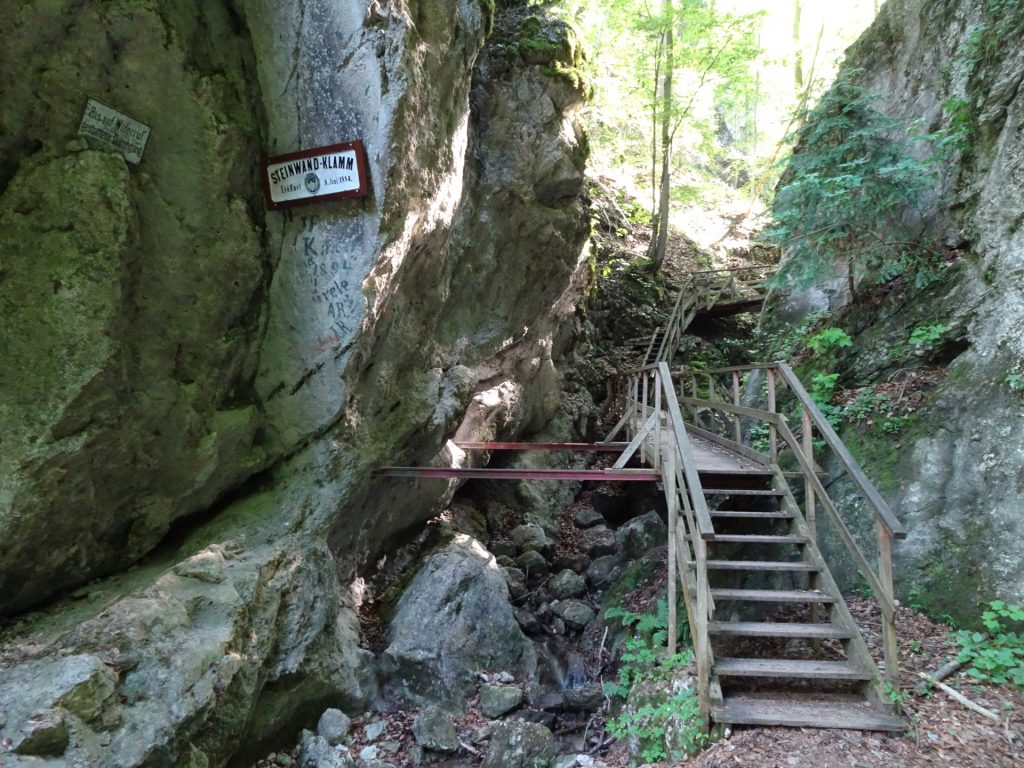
[953, 600, 1024, 687]
[844, 389, 888, 422]
[805, 327, 853, 355]
[766, 70, 941, 295]
[885, 682, 911, 705]
[1005, 373, 1024, 393]
[881, 415, 907, 434]
[809, 372, 842, 427]
[908, 323, 949, 351]
[748, 422, 771, 453]
[603, 602, 709, 761]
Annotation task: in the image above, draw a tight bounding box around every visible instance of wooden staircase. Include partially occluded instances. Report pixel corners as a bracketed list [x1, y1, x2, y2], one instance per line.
[696, 470, 904, 731]
[382, 264, 906, 733]
[607, 264, 907, 733]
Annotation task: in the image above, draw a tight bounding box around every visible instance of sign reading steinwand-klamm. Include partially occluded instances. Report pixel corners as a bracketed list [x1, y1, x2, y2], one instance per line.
[78, 98, 151, 165]
[263, 140, 370, 209]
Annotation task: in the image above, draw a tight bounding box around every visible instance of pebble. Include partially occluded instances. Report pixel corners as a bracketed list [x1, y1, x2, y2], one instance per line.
[364, 721, 387, 741]
[360, 745, 378, 761]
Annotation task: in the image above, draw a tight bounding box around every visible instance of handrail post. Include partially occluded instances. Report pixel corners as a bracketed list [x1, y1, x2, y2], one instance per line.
[653, 370, 662, 470]
[641, 372, 649, 452]
[731, 370, 742, 445]
[665, 446, 677, 657]
[802, 407, 816, 541]
[803, 405, 821, 628]
[767, 368, 777, 461]
[877, 521, 899, 686]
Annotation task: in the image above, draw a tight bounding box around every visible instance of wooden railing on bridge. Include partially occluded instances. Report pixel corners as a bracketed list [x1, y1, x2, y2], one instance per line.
[672, 362, 906, 682]
[606, 360, 905, 728]
[643, 265, 773, 366]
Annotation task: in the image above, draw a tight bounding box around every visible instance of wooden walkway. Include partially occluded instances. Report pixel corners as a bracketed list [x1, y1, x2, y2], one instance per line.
[382, 266, 906, 734]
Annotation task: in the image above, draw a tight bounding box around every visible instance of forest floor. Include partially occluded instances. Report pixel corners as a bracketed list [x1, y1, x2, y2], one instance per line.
[619, 597, 1024, 768]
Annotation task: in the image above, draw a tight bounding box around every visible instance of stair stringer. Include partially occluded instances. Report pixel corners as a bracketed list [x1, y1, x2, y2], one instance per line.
[771, 466, 895, 715]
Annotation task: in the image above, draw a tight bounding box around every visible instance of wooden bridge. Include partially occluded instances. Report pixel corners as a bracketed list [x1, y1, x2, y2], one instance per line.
[381, 266, 905, 732]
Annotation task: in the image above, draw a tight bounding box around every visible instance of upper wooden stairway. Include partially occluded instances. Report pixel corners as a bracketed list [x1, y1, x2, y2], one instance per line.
[381, 266, 906, 733]
[633, 266, 772, 367]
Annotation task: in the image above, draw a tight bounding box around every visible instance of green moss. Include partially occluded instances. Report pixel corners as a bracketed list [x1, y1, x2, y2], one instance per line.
[840, 410, 929, 491]
[541, 62, 592, 99]
[478, 0, 494, 36]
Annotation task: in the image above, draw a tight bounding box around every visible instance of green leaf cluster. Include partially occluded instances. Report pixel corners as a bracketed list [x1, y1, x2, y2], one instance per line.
[602, 601, 708, 761]
[953, 600, 1024, 688]
[908, 323, 948, 350]
[805, 327, 852, 354]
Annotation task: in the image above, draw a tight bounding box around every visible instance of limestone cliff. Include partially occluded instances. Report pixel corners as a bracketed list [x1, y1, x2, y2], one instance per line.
[771, 0, 1024, 620]
[0, 2, 590, 765]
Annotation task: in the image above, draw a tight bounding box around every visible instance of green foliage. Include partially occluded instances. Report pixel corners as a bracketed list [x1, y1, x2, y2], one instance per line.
[805, 327, 852, 354]
[953, 600, 1024, 688]
[1005, 373, 1024, 393]
[844, 389, 887, 422]
[908, 323, 948, 350]
[767, 70, 941, 293]
[885, 682, 911, 705]
[809, 372, 842, 427]
[603, 602, 709, 762]
[932, 98, 976, 155]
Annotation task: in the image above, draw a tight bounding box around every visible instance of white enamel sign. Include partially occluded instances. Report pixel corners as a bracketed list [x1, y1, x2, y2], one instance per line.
[263, 141, 370, 209]
[78, 98, 151, 164]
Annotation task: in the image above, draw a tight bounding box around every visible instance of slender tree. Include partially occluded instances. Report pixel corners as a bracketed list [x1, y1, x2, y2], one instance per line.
[793, 0, 803, 89]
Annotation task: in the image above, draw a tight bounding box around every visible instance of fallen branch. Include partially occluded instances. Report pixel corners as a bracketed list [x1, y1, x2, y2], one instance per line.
[587, 735, 614, 756]
[914, 657, 964, 695]
[917, 671, 1000, 722]
[459, 740, 481, 757]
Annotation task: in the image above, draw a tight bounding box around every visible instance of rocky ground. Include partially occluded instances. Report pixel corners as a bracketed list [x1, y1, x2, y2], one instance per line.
[245, 588, 1023, 768]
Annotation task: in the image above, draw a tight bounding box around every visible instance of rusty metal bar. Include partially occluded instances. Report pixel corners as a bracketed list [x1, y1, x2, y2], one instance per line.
[455, 441, 629, 452]
[378, 467, 662, 481]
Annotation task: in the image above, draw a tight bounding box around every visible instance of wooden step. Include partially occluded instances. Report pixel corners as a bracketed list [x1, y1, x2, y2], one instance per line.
[711, 588, 834, 603]
[715, 658, 870, 680]
[713, 692, 904, 731]
[710, 510, 792, 519]
[708, 621, 853, 639]
[705, 559, 816, 572]
[710, 534, 805, 545]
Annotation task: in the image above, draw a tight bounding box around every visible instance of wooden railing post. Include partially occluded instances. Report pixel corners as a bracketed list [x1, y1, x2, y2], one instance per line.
[732, 370, 742, 445]
[802, 406, 816, 541]
[766, 367, 777, 461]
[665, 446, 677, 657]
[653, 370, 662, 470]
[877, 521, 899, 686]
[641, 372, 649, 450]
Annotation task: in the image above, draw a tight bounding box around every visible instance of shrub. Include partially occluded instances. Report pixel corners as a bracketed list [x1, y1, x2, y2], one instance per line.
[953, 601, 1024, 687]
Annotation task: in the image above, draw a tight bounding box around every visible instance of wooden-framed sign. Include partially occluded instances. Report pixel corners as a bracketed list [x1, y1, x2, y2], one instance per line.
[262, 140, 370, 209]
[78, 98, 151, 164]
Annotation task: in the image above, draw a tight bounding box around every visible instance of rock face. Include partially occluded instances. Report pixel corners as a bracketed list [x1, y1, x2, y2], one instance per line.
[0, 3, 590, 766]
[382, 536, 535, 709]
[772, 0, 1024, 617]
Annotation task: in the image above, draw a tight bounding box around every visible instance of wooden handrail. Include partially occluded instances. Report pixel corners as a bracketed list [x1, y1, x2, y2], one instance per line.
[660, 363, 715, 538]
[775, 363, 906, 539]
[671, 361, 906, 539]
[773, 419, 896, 618]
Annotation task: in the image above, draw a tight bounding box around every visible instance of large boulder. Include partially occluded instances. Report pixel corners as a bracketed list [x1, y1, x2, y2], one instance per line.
[615, 511, 667, 560]
[482, 721, 556, 768]
[382, 536, 535, 709]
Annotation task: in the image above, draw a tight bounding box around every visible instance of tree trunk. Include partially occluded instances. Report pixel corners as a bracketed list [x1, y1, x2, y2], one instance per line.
[650, 0, 674, 270]
[793, 0, 803, 90]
